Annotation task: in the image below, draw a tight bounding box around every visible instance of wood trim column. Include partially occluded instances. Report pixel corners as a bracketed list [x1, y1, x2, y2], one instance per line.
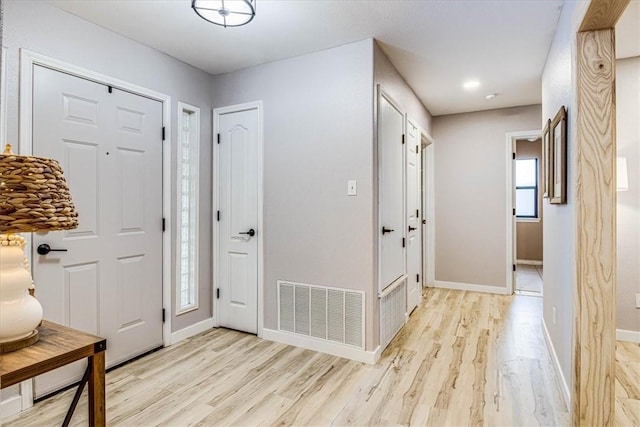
[572, 1, 629, 425]
[573, 27, 617, 426]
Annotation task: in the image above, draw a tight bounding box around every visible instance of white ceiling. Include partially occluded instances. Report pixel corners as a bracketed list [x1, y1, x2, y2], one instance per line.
[49, 0, 567, 116]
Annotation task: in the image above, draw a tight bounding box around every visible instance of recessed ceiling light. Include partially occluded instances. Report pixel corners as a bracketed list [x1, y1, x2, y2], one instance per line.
[463, 80, 480, 90]
[485, 93, 497, 100]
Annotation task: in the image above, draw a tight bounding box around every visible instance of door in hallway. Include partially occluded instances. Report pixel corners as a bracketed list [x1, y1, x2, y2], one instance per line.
[406, 119, 421, 312]
[216, 106, 259, 334]
[378, 92, 405, 291]
[32, 65, 164, 396]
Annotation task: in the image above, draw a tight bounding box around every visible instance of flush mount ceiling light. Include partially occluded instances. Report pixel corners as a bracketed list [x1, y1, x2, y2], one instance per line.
[463, 80, 480, 90]
[192, 0, 256, 28]
[485, 93, 498, 100]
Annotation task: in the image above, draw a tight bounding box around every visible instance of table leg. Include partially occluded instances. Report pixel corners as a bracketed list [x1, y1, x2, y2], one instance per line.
[88, 351, 106, 426]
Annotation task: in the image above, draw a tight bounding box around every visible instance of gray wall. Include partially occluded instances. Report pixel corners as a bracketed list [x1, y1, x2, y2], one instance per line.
[432, 105, 541, 288]
[211, 39, 377, 349]
[373, 42, 432, 134]
[372, 41, 432, 348]
[540, 0, 588, 395]
[616, 56, 640, 333]
[3, 0, 214, 332]
[516, 138, 543, 262]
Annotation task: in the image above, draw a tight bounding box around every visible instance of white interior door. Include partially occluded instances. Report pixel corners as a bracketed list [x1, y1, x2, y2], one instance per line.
[32, 65, 164, 396]
[378, 92, 405, 291]
[216, 107, 259, 334]
[406, 120, 421, 313]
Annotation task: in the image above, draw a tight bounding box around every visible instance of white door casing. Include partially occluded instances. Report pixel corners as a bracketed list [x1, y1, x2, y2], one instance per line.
[378, 90, 406, 292]
[421, 133, 435, 288]
[214, 104, 261, 334]
[406, 119, 421, 313]
[505, 130, 541, 294]
[31, 65, 164, 396]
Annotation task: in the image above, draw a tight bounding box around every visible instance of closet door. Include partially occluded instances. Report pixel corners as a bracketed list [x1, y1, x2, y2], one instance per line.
[378, 91, 405, 291]
[406, 120, 422, 312]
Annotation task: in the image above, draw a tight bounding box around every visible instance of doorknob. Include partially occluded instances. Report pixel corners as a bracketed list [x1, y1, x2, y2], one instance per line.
[408, 226, 417, 232]
[382, 226, 395, 235]
[239, 228, 256, 237]
[37, 244, 68, 255]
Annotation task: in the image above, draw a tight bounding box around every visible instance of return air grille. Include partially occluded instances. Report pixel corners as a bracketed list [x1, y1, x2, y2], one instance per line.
[379, 278, 407, 349]
[278, 281, 364, 349]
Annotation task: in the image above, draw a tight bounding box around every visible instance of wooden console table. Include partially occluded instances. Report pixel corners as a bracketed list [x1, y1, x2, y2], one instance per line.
[0, 321, 107, 426]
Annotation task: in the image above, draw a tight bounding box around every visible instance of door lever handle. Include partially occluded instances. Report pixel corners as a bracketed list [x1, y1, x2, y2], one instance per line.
[408, 226, 417, 232]
[37, 244, 68, 255]
[239, 228, 256, 237]
[382, 226, 394, 235]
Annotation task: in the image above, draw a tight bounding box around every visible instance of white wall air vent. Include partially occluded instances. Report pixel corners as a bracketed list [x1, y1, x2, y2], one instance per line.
[278, 281, 364, 349]
[379, 277, 407, 350]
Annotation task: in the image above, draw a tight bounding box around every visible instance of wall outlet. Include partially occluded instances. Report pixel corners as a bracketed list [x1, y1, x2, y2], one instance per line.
[552, 307, 557, 325]
[636, 294, 640, 309]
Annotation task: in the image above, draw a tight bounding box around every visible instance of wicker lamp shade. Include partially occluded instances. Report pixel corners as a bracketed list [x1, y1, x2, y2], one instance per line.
[0, 145, 78, 233]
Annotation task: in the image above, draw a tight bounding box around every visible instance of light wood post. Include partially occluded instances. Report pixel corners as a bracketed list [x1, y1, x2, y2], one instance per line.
[572, 1, 630, 425]
[573, 27, 617, 426]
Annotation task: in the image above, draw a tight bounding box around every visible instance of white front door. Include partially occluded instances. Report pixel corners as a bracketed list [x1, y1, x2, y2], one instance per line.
[32, 65, 164, 396]
[216, 106, 259, 334]
[378, 92, 405, 291]
[406, 120, 421, 313]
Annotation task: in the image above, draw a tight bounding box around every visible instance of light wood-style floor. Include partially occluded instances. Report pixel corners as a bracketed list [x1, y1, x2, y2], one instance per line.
[515, 264, 543, 294]
[4, 288, 639, 426]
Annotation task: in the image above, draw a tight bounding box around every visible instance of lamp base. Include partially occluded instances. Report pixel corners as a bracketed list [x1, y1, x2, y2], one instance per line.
[0, 329, 39, 353]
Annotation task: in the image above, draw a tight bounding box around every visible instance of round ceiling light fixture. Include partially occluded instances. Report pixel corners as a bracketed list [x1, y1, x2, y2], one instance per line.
[192, 0, 256, 28]
[463, 80, 480, 90]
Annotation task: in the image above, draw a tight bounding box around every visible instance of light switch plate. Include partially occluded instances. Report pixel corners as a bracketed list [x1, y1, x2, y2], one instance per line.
[347, 180, 357, 196]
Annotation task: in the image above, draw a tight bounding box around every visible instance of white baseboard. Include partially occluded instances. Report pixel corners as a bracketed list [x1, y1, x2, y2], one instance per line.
[617, 329, 640, 343]
[262, 328, 380, 365]
[516, 259, 543, 266]
[542, 318, 570, 410]
[433, 280, 511, 295]
[169, 317, 215, 345]
[0, 392, 23, 420]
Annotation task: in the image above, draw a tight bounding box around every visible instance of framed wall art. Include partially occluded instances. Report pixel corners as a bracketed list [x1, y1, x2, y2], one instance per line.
[550, 106, 567, 204]
[542, 118, 551, 199]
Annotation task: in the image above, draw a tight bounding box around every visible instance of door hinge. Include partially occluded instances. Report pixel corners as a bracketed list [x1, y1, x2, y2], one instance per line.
[162, 218, 166, 232]
[512, 152, 516, 160]
[402, 237, 406, 248]
[108, 85, 113, 94]
[162, 308, 165, 323]
[416, 209, 419, 217]
[513, 264, 517, 272]
[513, 208, 516, 216]
[402, 134, 405, 145]
[415, 145, 418, 153]
[217, 133, 221, 144]
[416, 274, 420, 283]
[162, 127, 166, 141]
[216, 288, 220, 299]
[217, 210, 220, 222]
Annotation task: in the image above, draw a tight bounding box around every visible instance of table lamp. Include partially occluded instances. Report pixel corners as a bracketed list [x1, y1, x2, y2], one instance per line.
[0, 144, 78, 352]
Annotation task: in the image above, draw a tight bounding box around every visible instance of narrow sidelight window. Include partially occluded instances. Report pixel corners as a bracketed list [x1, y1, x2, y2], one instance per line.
[176, 103, 200, 314]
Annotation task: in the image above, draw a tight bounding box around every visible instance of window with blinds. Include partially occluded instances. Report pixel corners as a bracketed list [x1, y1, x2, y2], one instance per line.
[177, 103, 200, 314]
